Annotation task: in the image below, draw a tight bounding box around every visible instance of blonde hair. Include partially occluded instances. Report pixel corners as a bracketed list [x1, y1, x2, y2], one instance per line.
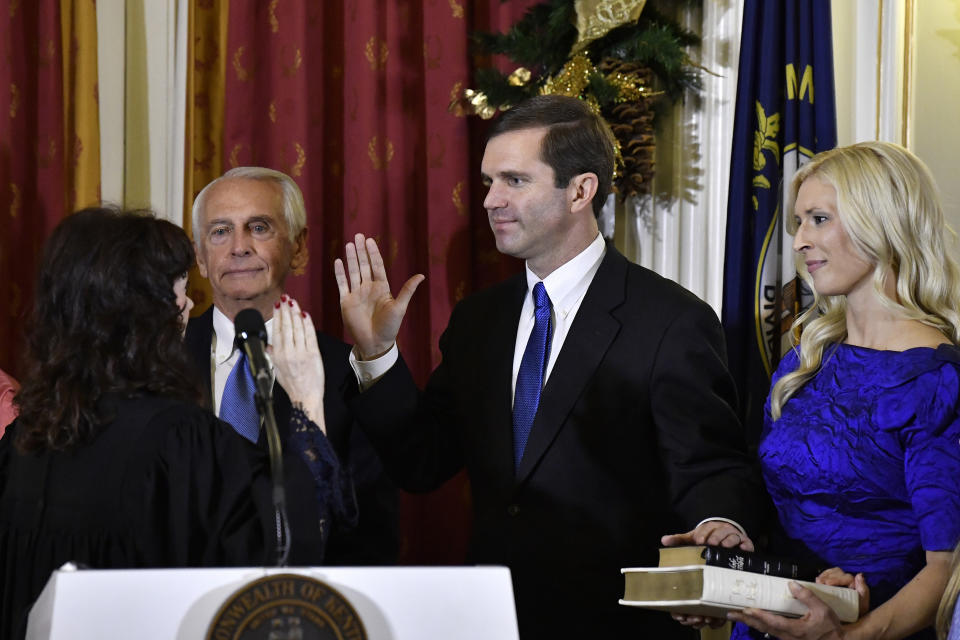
[770, 141, 960, 418]
[938, 540, 960, 640]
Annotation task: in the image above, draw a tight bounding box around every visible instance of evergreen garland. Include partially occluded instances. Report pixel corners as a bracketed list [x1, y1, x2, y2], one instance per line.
[457, 0, 703, 198]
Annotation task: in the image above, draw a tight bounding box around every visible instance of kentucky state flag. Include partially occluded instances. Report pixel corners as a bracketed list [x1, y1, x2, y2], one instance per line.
[722, 0, 837, 445]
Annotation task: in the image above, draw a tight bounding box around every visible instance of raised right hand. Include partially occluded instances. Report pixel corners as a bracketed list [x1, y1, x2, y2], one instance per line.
[334, 233, 424, 360]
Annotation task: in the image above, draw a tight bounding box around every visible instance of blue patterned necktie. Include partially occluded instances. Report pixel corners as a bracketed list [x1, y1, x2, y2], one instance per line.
[220, 351, 260, 443]
[513, 282, 553, 469]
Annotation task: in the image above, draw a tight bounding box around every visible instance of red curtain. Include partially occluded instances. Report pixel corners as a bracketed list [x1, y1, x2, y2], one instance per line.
[199, 0, 538, 563]
[0, 2, 64, 376]
[0, 0, 99, 378]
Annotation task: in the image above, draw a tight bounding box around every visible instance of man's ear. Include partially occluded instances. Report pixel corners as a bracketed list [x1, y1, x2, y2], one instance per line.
[195, 244, 209, 279]
[568, 172, 599, 214]
[290, 228, 309, 276]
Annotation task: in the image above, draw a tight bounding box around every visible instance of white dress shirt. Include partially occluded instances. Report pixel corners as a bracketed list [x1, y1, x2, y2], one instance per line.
[510, 232, 605, 403]
[211, 306, 276, 416]
[350, 233, 605, 397]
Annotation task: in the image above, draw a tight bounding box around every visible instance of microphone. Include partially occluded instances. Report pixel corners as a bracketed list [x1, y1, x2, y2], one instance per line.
[233, 308, 291, 566]
[233, 308, 272, 398]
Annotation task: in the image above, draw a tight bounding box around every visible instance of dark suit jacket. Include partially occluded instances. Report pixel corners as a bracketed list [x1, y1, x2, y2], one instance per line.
[349, 246, 764, 639]
[185, 307, 398, 565]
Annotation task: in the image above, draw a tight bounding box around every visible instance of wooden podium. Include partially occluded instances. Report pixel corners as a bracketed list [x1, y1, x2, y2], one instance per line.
[26, 565, 519, 639]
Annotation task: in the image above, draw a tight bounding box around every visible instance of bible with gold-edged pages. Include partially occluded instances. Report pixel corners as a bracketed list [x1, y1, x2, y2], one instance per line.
[619, 564, 859, 622]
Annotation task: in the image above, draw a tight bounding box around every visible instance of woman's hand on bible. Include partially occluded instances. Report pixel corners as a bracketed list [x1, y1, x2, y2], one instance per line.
[815, 569, 870, 617]
[727, 581, 848, 640]
[269, 295, 326, 433]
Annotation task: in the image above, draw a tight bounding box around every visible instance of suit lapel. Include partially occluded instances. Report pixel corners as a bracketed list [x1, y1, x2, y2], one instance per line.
[483, 276, 528, 486]
[515, 247, 626, 483]
[184, 307, 215, 410]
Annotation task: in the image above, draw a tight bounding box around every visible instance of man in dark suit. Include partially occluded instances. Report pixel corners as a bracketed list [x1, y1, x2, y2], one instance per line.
[334, 96, 764, 638]
[185, 166, 398, 565]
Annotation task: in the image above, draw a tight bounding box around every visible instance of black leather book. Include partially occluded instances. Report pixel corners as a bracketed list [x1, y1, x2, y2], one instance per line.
[658, 545, 824, 582]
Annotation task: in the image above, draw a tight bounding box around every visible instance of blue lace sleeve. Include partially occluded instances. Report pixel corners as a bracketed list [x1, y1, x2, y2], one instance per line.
[288, 407, 359, 541]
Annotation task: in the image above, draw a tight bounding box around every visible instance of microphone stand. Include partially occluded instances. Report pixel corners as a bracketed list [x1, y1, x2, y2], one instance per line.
[244, 346, 291, 567]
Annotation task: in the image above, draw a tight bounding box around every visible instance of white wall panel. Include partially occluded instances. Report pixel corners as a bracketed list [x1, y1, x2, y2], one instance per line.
[618, 0, 743, 317]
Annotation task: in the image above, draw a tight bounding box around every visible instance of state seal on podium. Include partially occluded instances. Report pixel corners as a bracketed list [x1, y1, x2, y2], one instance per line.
[206, 573, 367, 640]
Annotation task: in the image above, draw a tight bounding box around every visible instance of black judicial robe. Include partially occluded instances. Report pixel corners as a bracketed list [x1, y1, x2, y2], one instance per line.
[0, 394, 327, 640]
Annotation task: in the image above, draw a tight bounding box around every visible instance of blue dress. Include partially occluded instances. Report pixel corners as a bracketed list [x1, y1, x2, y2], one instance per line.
[732, 343, 960, 640]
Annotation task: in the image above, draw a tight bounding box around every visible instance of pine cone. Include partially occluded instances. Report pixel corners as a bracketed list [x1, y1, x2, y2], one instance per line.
[598, 59, 657, 198]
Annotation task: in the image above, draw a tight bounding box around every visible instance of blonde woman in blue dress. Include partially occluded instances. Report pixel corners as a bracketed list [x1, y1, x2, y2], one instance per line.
[727, 142, 960, 640]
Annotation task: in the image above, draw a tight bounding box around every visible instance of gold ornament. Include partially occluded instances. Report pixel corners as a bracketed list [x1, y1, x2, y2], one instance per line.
[507, 67, 532, 87]
[540, 54, 593, 98]
[611, 138, 623, 180]
[572, 0, 646, 54]
[449, 88, 498, 119]
[583, 94, 602, 115]
[450, 67, 530, 119]
[605, 69, 660, 102]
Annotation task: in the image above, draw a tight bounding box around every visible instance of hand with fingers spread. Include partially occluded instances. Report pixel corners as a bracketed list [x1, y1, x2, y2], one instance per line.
[334, 233, 424, 360]
[663, 520, 755, 629]
[269, 294, 326, 432]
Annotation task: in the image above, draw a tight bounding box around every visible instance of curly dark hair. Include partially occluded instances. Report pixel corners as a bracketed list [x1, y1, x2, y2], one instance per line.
[14, 207, 202, 453]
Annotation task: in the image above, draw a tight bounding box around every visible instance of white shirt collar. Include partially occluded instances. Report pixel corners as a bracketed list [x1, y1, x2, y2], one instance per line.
[212, 306, 275, 365]
[524, 232, 606, 314]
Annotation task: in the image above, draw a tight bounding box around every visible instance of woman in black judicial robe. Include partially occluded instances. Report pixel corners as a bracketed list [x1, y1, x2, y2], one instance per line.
[0, 208, 351, 639]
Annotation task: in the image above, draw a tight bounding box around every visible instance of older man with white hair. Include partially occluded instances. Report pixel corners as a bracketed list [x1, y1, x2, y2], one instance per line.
[185, 166, 398, 565]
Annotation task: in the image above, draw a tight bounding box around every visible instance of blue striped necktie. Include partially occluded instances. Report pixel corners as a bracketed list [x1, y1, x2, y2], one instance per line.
[220, 351, 260, 443]
[512, 282, 553, 469]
